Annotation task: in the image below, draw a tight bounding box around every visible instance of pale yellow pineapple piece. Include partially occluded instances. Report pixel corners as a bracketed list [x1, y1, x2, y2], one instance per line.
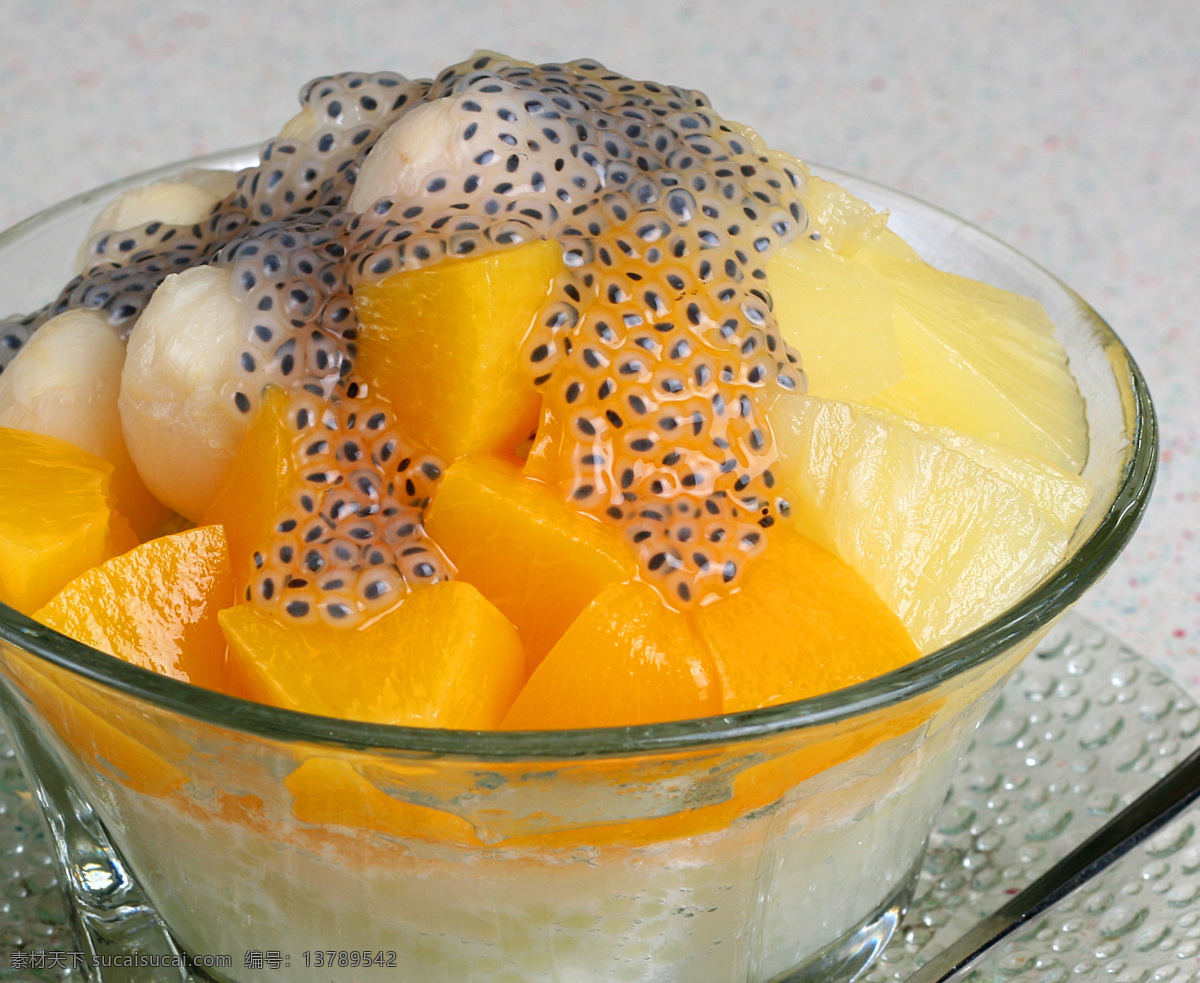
[775, 177, 1087, 475]
[803, 174, 891, 256]
[854, 226, 926, 263]
[858, 251, 1088, 473]
[768, 242, 904, 402]
[893, 414, 1090, 535]
[802, 171, 922, 261]
[772, 394, 1078, 653]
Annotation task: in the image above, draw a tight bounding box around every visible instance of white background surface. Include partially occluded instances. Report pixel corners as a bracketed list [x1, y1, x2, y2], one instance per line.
[1, 0, 1196, 686]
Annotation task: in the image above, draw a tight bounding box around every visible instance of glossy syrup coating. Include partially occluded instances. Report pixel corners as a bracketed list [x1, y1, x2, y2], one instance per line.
[246, 387, 450, 626]
[5, 53, 813, 624]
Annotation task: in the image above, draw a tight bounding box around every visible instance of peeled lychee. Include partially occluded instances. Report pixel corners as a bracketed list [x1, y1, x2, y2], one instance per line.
[75, 171, 236, 274]
[119, 265, 251, 521]
[0, 308, 172, 536]
[349, 97, 476, 211]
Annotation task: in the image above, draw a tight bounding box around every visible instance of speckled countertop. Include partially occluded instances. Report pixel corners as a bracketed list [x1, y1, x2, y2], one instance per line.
[0, 0, 1196, 681]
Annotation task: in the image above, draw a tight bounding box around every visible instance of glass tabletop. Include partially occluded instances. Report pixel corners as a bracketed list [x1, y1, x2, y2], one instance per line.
[1, 610, 1197, 982]
[870, 612, 1200, 983]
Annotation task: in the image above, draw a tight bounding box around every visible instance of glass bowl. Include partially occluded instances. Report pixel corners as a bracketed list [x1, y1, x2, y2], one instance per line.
[0, 150, 1155, 983]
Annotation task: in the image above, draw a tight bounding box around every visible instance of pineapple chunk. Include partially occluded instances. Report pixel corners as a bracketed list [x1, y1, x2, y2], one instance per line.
[860, 250, 1089, 473]
[772, 394, 1082, 652]
[770, 175, 1088, 475]
[803, 173, 892, 257]
[769, 242, 904, 402]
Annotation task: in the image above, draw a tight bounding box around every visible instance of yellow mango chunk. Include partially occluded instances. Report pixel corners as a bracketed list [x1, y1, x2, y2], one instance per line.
[34, 525, 236, 694]
[286, 757, 479, 842]
[202, 386, 296, 593]
[4, 655, 189, 796]
[521, 399, 565, 484]
[502, 580, 721, 729]
[425, 456, 635, 667]
[696, 523, 920, 709]
[353, 239, 562, 460]
[0, 427, 123, 614]
[219, 580, 526, 728]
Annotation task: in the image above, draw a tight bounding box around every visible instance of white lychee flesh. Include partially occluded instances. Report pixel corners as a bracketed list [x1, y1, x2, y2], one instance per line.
[119, 264, 250, 521]
[0, 307, 176, 535]
[349, 98, 473, 211]
[76, 172, 236, 274]
[0, 308, 126, 461]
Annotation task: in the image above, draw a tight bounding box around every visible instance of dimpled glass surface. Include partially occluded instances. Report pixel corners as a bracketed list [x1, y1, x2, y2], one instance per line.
[0, 742, 72, 979]
[868, 613, 1200, 983]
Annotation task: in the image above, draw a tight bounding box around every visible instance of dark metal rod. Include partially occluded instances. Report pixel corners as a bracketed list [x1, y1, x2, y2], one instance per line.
[906, 739, 1200, 983]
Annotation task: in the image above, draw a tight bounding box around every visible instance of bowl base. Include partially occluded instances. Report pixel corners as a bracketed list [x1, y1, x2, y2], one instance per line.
[768, 856, 919, 983]
[0, 675, 203, 983]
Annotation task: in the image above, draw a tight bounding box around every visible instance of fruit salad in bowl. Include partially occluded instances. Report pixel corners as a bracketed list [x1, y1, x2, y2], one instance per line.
[0, 54, 1153, 982]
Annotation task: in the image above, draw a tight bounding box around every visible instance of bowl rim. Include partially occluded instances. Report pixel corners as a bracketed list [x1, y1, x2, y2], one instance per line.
[0, 150, 1158, 761]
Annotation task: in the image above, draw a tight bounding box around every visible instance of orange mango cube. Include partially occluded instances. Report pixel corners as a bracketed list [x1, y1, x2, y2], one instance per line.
[286, 757, 480, 842]
[34, 524, 237, 694]
[425, 456, 635, 668]
[353, 239, 562, 461]
[219, 580, 525, 728]
[697, 523, 920, 710]
[0, 427, 127, 614]
[503, 580, 721, 729]
[202, 386, 297, 594]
